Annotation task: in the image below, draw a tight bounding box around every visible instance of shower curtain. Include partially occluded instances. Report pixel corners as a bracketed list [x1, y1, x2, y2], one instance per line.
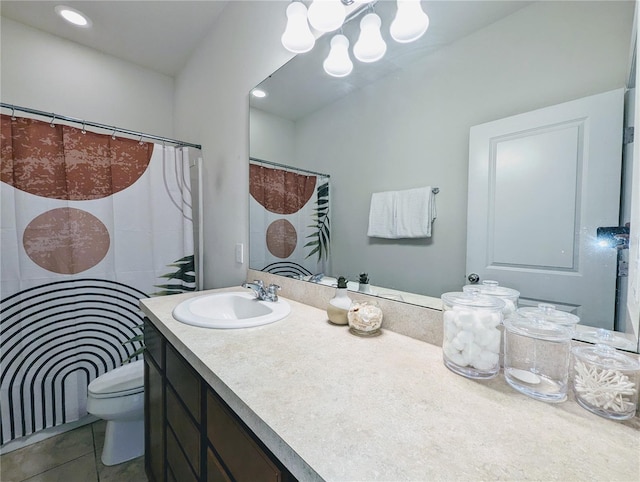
[0, 114, 198, 444]
[249, 162, 330, 278]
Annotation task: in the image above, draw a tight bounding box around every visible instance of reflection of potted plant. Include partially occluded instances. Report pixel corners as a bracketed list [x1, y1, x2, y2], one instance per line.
[358, 272, 371, 294]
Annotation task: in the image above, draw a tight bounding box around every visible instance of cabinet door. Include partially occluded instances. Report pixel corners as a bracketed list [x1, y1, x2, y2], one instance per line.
[207, 389, 282, 482]
[166, 426, 198, 482]
[144, 357, 164, 482]
[207, 447, 232, 482]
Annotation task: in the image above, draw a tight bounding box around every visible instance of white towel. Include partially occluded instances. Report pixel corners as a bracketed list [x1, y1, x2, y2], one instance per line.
[367, 191, 397, 238]
[367, 187, 436, 239]
[395, 186, 436, 238]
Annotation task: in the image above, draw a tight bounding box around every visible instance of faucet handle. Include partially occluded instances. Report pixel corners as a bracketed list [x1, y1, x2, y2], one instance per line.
[267, 284, 280, 301]
[253, 279, 264, 288]
[267, 283, 280, 293]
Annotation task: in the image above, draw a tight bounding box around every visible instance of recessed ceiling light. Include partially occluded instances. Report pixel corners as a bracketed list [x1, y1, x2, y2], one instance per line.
[55, 5, 92, 28]
[251, 89, 267, 98]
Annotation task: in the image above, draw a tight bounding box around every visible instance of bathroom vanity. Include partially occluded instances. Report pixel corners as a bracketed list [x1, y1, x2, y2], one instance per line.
[143, 316, 295, 482]
[141, 287, 639, 481]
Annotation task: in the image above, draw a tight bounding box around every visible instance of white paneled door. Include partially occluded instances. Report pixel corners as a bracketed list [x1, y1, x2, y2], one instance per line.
[467, 89, 624, 329]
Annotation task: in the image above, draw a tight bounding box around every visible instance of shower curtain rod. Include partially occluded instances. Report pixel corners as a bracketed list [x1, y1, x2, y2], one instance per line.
[250, 157, 330, 178]
[1, 103, 202, 149]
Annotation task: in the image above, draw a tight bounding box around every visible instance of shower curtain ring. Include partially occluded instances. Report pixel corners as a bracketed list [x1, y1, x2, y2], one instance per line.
[50, 114, 56, 128]
[10, 108, 16, 120]
[111, 129, 117, 140]
[81, 121, 86, 134]
[138, 134, 144, 145]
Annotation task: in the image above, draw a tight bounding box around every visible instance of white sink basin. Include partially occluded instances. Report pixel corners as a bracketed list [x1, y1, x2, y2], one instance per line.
[172, 291, 290, 329]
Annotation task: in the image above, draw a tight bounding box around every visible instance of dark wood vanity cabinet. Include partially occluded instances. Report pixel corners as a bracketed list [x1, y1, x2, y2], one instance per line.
[143, 318, 296, 482]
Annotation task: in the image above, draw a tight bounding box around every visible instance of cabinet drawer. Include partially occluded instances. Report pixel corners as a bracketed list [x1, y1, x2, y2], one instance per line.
[167, 426, 198, 482]
[144, 319, 163, 369]
[207, 446, 232, 482]
[166, 385, 200, 477]
[166, 344, 200, 419]
[207, 390, 281, 482]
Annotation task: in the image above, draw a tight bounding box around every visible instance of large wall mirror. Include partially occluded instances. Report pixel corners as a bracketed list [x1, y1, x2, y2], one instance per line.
[249, 0, 639, 351]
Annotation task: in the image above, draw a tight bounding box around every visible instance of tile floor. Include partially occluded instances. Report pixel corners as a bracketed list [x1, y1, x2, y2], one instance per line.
[0, 421, 147, 482]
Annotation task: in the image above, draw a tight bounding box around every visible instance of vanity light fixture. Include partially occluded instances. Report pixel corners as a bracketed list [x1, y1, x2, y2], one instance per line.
[353, 12, 387, 63]
[281, 0, 429, 78]
[55, 5, 92, 28]
[281, 1, 315, 53]
[307, 0, 347, 33]
[390, 0, 429, 43]
[323, 34, 353, 77]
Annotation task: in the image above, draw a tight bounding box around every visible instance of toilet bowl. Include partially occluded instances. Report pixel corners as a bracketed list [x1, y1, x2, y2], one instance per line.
[87, 359, 144, 466]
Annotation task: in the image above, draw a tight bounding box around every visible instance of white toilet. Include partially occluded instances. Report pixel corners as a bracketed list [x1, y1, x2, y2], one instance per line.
[87, 359, 145, 466]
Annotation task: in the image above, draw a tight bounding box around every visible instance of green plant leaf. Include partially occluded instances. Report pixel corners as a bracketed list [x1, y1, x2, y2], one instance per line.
[123, 334, 144, 344]
[305, 181, 330, 262]
[123, 254, 198, 354]
[122, 346, 146, 363]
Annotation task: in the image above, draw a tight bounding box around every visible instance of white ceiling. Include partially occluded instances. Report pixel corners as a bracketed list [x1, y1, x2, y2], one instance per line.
[0, 0, 229, 76]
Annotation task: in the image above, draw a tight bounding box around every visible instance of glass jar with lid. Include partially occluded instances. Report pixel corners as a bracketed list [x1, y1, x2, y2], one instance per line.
[441, 291, 505, 379]
[572, 329, 640, 420]
[503, 303, 579, 403]
[462, 280, 519, 316]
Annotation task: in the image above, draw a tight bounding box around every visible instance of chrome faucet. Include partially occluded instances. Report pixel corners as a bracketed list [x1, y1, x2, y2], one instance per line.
[309, 273, 324, 283]
[242, 280, 281, 302]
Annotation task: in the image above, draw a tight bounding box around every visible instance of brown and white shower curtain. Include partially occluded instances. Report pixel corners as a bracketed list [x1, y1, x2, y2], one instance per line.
[249, 162, 330, 278]
[0, 114, 197, 443]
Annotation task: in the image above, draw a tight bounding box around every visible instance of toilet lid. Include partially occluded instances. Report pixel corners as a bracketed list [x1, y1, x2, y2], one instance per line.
[88, 359, 144, 398]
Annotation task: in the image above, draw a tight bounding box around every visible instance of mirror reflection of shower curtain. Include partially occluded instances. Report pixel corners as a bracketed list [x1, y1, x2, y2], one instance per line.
[0, 113, 200, 444]
[249, 163, 330, 278]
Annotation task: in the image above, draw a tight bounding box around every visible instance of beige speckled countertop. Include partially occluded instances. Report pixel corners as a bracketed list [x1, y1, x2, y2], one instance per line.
[141, 287, 639, 482]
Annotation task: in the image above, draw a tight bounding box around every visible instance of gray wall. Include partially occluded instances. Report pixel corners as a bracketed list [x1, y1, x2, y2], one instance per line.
[249, 108, 295, 164]
[174, 1, 293, 289]
[0, 17, 174, 139]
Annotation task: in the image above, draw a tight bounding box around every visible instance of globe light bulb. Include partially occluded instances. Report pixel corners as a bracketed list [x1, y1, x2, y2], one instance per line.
[353, 13, 387, 63]
[308, 0, 346, 33]
[281, 2, 315, 53]
[390, 0, 429, 43]
[323, 34, 353, 77]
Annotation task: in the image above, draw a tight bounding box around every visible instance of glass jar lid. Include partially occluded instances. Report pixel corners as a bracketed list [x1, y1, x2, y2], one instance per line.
[577, 327, 638, 352]
[516, 303, 580, 326]
[572, 329, 640, 371]
[572, 343, 640, 372]
[441, 291, 505, 312]
[462, 280, 520, 300]
[503, 313, 575, 341]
